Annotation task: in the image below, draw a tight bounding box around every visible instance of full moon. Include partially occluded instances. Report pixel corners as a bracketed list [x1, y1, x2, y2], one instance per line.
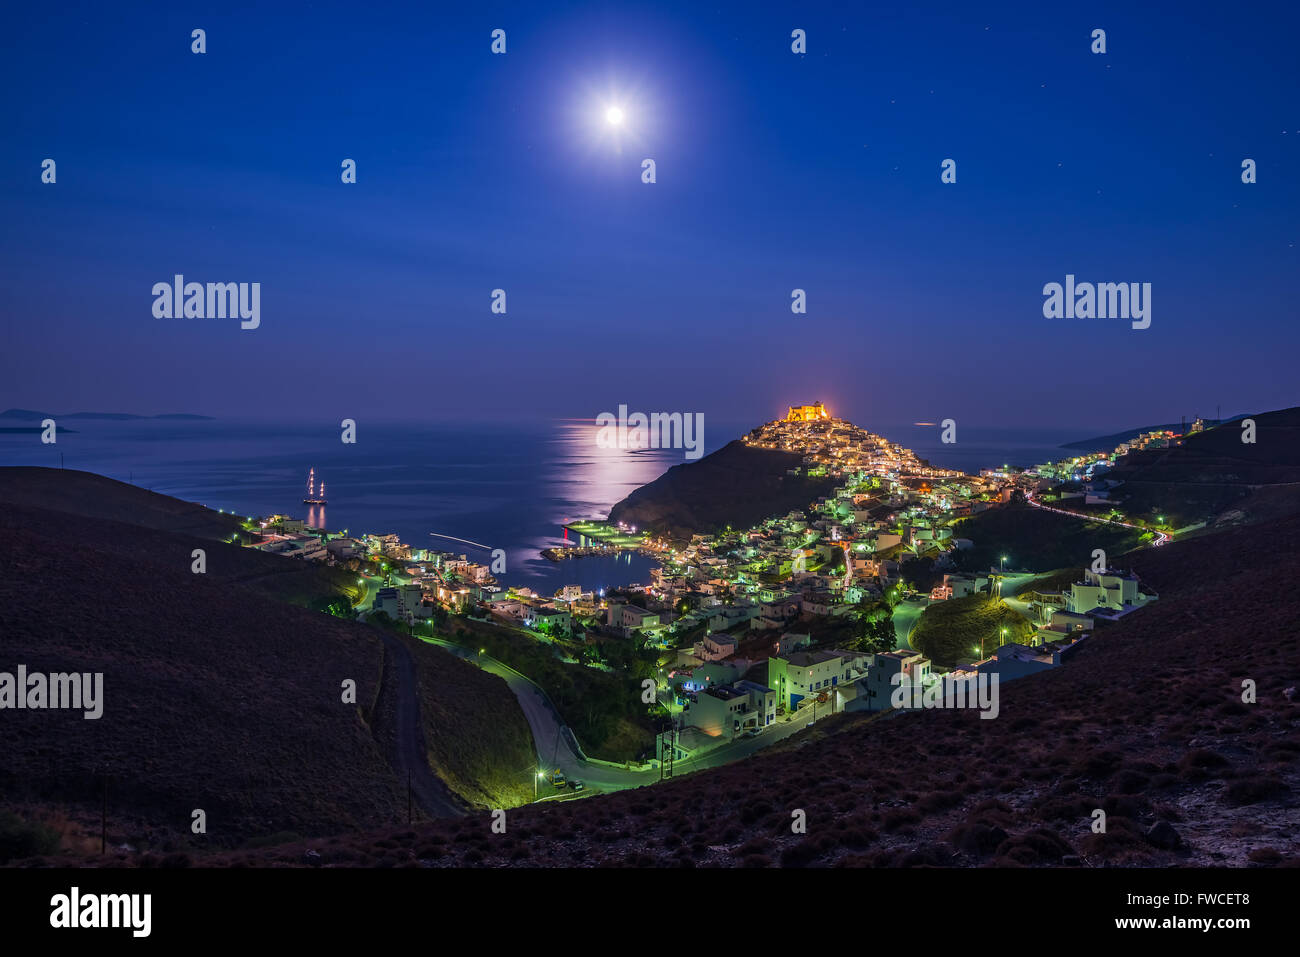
[605, 106, 625, 125]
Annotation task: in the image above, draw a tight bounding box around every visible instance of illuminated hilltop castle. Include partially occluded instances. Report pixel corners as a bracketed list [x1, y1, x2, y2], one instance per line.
[786, 402, 830, 422]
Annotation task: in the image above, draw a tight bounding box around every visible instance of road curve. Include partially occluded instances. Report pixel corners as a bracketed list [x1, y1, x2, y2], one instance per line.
[1025, 490, 1170, 546]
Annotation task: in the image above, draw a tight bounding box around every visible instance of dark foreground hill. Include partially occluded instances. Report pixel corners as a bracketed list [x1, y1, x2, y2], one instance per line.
[170, 513, 1299, 868]
[0, 467, 240, 541]
[0, 468, 358, 612]
[0, 480, 536, 861]
[608, 440, 839, 540]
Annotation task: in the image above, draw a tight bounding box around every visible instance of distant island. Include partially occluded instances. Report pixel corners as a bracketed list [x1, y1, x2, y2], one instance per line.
[0, 408, 213, 421]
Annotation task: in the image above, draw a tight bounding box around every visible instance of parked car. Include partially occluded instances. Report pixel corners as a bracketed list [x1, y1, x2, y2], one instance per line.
[567, 780, 585, 792]
[741, 729, 759, 739]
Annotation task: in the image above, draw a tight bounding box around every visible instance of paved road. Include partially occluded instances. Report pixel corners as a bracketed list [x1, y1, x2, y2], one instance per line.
[350, 584, 467, 818]
[1025, 490, 1170, 546]
[892, 597, 927, 650]
[417, 636, 652, 792]
[415, 634, 837, 798]
[370, 628, 466, 819]
[666, 699, 857, 777]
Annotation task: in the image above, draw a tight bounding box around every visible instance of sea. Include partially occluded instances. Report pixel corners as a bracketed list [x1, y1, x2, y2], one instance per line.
[0, 418, 1095, 596]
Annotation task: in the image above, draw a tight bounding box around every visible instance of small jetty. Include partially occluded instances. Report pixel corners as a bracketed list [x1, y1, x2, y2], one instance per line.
[542, 543, 658, 562]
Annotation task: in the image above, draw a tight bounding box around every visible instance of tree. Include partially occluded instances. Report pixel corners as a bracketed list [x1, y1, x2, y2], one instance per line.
[901, 556, 941, 594]
[861, 613, 897, 654]
[848, 604, 896, 654]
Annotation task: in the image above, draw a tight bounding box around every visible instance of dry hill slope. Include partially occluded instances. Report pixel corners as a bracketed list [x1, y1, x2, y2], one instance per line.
[0, 485, 536, 860]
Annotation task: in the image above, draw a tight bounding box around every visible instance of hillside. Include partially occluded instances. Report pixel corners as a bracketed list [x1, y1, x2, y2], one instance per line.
[1060, 421, 1187, 452]
[910, 595, 1036, 668]
[951, 502, 1147, 573]
[1102, 406, 1300, 527]
[1060, 415, 1257, 452]
[0, 467, 241, 541]
[0, 470, 358, 612]
[608, 440, 839, 540]
[172, 512, 1299, 868]
[0, 481, 537, 860]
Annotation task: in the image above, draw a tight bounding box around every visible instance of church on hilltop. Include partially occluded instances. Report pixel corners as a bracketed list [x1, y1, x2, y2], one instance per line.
[786, 402, 830, 422]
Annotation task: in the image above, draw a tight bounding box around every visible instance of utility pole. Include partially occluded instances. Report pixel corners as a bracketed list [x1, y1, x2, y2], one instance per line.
[659, 724, 676, 782]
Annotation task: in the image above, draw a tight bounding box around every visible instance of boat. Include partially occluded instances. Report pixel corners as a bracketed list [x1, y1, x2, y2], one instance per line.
[303, 467, 328, 505]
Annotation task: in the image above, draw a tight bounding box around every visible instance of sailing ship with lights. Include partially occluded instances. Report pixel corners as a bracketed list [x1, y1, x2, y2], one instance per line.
[303, 467, 328, 505]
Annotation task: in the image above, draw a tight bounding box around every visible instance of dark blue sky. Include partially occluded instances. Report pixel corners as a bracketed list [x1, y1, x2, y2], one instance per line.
[2, 1, 1297, 431]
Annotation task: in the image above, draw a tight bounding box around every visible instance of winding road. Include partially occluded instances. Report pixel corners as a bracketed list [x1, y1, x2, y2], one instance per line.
[415, 633, 841, 797]
[1025, 489, 1171, 546]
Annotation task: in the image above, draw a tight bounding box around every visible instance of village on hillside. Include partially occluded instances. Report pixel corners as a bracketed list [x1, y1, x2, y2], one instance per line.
[224, 403, 1185, 772]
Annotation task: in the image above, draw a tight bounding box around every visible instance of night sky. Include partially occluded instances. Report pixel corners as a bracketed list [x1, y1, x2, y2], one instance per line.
[2, 1, 1297, 430]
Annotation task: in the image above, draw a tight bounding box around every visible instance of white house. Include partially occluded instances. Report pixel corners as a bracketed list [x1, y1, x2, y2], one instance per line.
[1067, 569, 1150, 615]
[858, 650, 933, 712]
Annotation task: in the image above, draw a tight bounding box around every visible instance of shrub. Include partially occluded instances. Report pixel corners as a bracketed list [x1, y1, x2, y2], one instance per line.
[0, 811, 60, 863]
